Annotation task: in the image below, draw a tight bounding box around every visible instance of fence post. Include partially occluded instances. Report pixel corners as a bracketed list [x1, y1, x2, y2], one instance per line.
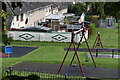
[96, 49, 98, 57]
[64, 74, 67, 80]
[9, 66, 12, 79]
[112, 49, 114, 58]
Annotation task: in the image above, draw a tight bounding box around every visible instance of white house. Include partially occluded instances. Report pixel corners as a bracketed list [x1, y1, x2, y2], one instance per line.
[10, 3, 52, 30]
[6, 2, 70, 30]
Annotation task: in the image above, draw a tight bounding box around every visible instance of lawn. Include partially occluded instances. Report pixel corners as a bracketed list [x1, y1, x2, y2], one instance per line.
[2, 46, 118, 68]
[1, 24, 119, 68]
[1, 24, 119, 79]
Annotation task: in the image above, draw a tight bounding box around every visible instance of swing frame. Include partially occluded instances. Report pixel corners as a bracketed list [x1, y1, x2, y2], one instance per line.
[93, 31, 103, 48]
[58, 27, 96, 77]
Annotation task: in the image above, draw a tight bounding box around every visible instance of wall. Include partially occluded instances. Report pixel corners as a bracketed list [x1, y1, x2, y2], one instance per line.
[11, 13, 26, 29]
[8, 30, 88, 43]
[52, 7, 59, 14]
[10, 5, 52, 29]
[58, 8, 68, 15]
[25, 6, 52, 27]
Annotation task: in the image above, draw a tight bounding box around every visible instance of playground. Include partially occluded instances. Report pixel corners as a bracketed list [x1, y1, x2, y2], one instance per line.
[11, 62, 118, 79]
[1, 24, 119, 79]
[0, 46, 38, 58]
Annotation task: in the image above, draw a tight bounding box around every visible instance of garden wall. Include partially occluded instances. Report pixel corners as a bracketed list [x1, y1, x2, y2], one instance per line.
[7, 31, 88, 43]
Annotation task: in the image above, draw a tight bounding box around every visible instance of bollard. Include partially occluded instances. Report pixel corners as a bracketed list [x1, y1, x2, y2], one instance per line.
[9, 66, 12, 76]
[9, 66, 13, 79]
[112, 49, 114, 58]
[64, 74, 67, 80]
[96, 49, 98, 57]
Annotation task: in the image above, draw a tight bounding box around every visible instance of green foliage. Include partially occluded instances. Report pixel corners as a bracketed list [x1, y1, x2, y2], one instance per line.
[68, 3, 87, 16]
[2, 33, 12, 46]
[88, 23, 97, 35]
[90, 2, 106, 19]
[104, 2, 120, 21]
[68, 2, 107, 19]
[2, 74, 40, 80]
[28, 74, 40, 80]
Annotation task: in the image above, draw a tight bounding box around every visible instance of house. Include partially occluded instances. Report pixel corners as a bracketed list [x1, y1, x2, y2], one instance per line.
[6, 2, 71, 30]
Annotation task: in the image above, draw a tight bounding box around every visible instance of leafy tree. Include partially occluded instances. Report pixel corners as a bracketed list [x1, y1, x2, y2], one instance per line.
[68, 2, 86, 16]
[90, 2, 106, 19]
[104, 2, 120, 21]
[1, 2, 23, 46]
[68, 2, 106, 19]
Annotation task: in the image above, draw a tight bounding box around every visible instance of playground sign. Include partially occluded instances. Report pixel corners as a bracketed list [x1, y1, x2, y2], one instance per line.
[5, 46, 12, 53]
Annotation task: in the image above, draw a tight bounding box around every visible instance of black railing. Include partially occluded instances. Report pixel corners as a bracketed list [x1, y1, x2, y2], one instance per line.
[2, 67, 88, 80]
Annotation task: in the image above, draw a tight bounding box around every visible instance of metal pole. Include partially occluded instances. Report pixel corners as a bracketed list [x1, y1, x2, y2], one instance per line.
[112, 49, 114, 58]
[64, 74, 67, 80]
[8, 53, 9, 58]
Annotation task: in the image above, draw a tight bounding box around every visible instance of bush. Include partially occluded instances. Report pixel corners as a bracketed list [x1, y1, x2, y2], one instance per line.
[28, 74, 40, 80]
[2, 33, 12, 46]
[88, 23, 97, 35]
[2, 74, 40, 80]
[2, 75, 21, 80]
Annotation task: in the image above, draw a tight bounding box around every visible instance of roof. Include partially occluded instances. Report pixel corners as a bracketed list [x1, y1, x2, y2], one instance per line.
[6, 2, 53, 15]
[63, 13, 75, 17]
[6, 2, 71, 29]
[21, 26, 52, 32]
[67, 25, 82, 30]
[51, 2, 72, 11]
[46, 14, 63, 20]
[6, 2, 71, 15]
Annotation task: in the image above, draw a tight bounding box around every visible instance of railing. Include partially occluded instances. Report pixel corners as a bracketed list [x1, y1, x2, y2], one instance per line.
[2, 67, 87, 80]
[64, 48, 120, 58]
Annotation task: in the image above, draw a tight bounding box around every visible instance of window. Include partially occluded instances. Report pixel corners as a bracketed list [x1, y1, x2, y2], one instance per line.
[16, 15, 19, 21]
[25, 18, 28, 24]
[21, 14, 23, 21]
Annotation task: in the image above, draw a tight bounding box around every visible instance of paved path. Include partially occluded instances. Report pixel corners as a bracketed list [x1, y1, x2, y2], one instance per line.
[11, 62, 119, 79]
[0, 52, 8, 58]
[1, 46, 38, 58]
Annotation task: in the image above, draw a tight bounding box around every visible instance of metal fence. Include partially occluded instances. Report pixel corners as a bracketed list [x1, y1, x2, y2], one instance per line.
[97, 19, 116, 28]
[2, 67, 88, 80]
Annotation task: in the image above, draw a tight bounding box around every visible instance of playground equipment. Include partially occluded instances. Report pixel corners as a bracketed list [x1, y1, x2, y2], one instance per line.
[93, 31, 103, 57]
[64, 30, 119, 58]
[93, 31, 103, 48]
[58, 27, 96, 77]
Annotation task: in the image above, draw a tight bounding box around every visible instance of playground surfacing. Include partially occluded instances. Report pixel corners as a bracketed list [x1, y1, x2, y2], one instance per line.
[12, 62, 119, 79]
[1, 46, 38, 58]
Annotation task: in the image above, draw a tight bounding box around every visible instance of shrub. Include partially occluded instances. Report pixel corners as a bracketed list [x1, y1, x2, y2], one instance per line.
[28, 74, 40, 80]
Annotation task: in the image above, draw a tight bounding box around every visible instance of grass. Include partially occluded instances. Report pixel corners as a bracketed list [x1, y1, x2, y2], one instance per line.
[1, 23, 119, 79]
[84, 23, 118, 48]
[1, 46, 118, 69]
[9, 41, 70, 47]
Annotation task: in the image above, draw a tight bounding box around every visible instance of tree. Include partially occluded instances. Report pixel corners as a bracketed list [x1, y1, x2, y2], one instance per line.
[90, 2, 106, 19]
[1, 2, 23, 46]
[68, 2, 106, 19]
[68, 2, 86, 16]
[104, 2, 120, 21]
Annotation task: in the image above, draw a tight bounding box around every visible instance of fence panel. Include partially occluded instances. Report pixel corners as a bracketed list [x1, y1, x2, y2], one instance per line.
[8, 31, 88, 43]
[2, 68, 87, 80]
